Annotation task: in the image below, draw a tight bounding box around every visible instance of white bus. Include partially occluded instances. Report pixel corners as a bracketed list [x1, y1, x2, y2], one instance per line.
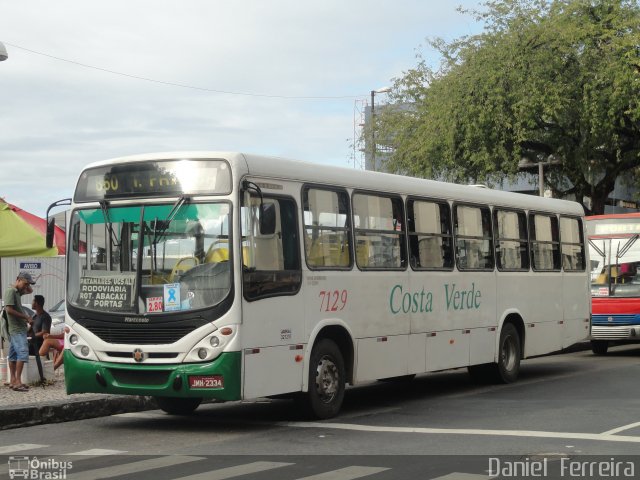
[50, 152, 590, 418]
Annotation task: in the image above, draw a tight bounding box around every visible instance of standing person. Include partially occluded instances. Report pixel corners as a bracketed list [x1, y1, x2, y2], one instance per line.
[3, 271, 35, 392]
[31, 295, 52, 384]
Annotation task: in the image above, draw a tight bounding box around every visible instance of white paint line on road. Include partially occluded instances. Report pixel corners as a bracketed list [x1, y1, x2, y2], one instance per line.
[295, 466, 390, 480]
[114, 411, 170, 420]
[601, 421, 640, 436]
[68, 448, 127, 456]
[431, 474, 487, 480]
[0, 444, 46, 454]
[69, 455, 203, 480]
[286, 422, 640, 444]
[176, 461, 293, 480]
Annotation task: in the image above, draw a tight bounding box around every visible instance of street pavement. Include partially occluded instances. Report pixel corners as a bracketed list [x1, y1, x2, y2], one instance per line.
[0, 367, 153, 430]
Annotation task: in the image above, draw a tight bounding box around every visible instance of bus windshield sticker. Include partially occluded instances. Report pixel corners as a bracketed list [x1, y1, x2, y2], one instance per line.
[163, 283, 181, 311]
[146, 296, 163, 313]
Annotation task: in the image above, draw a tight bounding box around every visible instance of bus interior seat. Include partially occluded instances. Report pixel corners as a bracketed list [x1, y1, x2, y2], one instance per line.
[253, 235, 283, 270]
[356, 238, 370, 267]
[205, 247, 229, 263]
[418, 237, 443, 268]
[168, 256, 199, 282]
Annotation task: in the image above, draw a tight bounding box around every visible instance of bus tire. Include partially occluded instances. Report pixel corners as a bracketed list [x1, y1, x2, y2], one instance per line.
[591, 340, 609, 355]
[155, 397, 202, 415]
[304, 338, 345, 419]
[496, 323, 521, 383]
[469, 323, 521, 384]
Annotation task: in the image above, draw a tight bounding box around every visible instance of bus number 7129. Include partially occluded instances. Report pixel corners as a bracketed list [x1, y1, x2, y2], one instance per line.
[319, 290, 348, 312]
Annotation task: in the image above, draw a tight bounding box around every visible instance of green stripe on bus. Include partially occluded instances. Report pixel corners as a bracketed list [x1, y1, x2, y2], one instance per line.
[63, 350, 242, 401]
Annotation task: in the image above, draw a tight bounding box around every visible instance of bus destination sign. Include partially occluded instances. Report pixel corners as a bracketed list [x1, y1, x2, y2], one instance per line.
[77, 273, 136, 311]
[74, 159, 231, 202]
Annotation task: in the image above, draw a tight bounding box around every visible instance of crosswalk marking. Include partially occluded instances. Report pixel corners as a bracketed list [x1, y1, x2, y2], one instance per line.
[175, 461, 293, 480]
[69, 455, 203, 480]
[295, 466, 390, 480]
[68, 448, 127, 456]
[431, 474, 487, 480]
[0, 444, 46, 455]
[115, 412, 169, 420]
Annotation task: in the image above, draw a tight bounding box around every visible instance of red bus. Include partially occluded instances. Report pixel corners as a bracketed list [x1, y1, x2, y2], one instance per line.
[587, 213, 640, 354]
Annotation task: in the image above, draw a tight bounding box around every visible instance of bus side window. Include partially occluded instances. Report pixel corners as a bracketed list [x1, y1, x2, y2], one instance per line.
[560, 216, 585, 272]
[242, 195, 301, 300]
[454, 204, 494, 271]
[494, 208, 529, 271]
[353, 192, 406, 270]
[302, 187, 352, 269]
[407, 199, 453, 270]
[529, 213, 561, 271]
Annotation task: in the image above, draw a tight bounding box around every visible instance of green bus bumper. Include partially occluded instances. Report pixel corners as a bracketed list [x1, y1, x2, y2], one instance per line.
[63, 350, 241, 401]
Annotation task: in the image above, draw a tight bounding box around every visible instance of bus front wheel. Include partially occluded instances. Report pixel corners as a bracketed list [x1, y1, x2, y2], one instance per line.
[304, 338, 345, 419]
[591, 340, 609, 355]
[155, 397, 202, 415]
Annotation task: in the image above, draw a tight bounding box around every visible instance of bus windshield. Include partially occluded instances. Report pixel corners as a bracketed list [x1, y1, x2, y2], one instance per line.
[588, 234, 640, 298]
[67, 202, 232, 314]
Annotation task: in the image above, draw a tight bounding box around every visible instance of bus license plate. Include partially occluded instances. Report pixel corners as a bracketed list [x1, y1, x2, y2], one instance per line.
[189, 375, 224, 389]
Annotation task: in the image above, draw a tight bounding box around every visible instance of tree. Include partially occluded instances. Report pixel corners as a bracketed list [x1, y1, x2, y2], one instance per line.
[378, 0, 640, 214]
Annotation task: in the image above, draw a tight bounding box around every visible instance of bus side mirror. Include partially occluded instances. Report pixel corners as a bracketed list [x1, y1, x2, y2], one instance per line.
[260, 203, 276, 235]
[46, 217, 56, 249]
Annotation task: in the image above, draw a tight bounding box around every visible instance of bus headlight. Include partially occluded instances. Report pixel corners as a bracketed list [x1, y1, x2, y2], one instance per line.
[188, 327, 237, 362]
[65, 327, 99, 362]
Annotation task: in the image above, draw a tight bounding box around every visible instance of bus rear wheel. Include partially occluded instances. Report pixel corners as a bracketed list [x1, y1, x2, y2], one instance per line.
[468, 323, 521, 384]
[591, 340, 609, 355]
[303, 338, 345, 419]
[155, 397, 202, 415]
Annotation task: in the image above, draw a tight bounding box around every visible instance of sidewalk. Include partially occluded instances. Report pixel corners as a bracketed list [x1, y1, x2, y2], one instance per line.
[0, 367, 154, 430]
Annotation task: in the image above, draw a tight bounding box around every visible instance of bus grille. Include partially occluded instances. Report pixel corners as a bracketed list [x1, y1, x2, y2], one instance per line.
[109, 369, 171, 386]
[86, 326, 193, 345]
[591, 314, 640, 326]
[591, 325, 635, 340]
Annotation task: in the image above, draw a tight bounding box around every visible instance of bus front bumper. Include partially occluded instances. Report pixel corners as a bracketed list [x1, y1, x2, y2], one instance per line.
[63, 350, 241, 401]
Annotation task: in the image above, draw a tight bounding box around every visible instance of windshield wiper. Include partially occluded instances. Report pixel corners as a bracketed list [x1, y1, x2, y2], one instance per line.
[616, 234, 639, 262]
[99, 200, 120, 249]
[152, 195, 190, 246]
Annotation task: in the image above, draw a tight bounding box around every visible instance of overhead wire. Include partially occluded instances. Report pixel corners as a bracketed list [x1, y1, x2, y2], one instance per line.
[2, 41, 367, 100]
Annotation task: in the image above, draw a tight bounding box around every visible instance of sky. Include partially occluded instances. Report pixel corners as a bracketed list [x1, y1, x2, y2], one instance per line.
[0, 0, 483, 218]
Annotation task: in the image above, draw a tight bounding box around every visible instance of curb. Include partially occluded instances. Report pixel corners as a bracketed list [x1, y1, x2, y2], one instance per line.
[0, 395, 156, 430]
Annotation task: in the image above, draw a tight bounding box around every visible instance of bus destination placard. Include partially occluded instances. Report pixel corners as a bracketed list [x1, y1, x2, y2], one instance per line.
[77, 274, 136, 311]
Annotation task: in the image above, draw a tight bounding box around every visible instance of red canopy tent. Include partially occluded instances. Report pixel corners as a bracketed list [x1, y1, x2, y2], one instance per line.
[2, 201, 66, 255]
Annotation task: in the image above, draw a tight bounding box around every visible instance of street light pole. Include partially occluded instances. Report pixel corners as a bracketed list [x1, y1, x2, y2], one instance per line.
[370, 86, 391, 172]
[538, 162, 544, 197]
[518, 156, 561, 197]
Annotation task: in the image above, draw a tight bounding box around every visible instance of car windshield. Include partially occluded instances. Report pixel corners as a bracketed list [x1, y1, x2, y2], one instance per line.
[50, 300, 65, 312]
[67, 202, 232, 314]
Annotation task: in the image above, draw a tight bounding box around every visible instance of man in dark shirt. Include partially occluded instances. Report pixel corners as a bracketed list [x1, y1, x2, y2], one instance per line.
[31, 295, 52, 384]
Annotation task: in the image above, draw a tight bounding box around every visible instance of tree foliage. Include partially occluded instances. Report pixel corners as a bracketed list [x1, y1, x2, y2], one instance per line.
[378, 0, 640, 214]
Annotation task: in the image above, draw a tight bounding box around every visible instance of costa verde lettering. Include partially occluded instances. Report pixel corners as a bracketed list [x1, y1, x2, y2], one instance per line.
[389, 285, 433, 314]
[444, 282, 482, 311]
[389, 283, 482, 314]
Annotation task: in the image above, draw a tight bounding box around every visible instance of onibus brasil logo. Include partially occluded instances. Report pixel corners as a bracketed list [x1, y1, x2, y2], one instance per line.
[8, 456, 72, 480]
